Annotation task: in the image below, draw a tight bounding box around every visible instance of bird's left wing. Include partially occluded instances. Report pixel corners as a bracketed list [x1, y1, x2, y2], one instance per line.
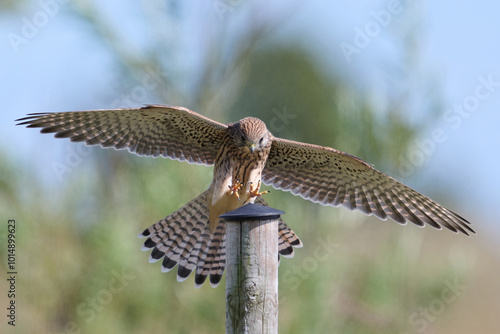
[16, 105, 228, 165]
[262, 137, 475, 235]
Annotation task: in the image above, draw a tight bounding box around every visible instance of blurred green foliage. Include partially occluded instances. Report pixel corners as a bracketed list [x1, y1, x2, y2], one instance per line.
[0, 2, 476, 334]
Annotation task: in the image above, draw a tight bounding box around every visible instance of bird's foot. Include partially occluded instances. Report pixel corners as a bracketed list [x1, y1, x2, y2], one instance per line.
[248, 180, 269, 198]
[228, 179, 244, 200]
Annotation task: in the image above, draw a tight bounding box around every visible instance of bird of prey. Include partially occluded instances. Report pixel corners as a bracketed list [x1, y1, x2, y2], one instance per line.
[16, 105, 475, 287]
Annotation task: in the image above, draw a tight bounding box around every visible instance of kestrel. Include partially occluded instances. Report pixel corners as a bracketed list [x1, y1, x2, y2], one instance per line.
[16, 105, 475, 287]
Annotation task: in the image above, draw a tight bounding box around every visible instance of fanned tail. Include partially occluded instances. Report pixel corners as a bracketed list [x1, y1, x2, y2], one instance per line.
[139, 191, 302, 287]
[255, 196, 303, 259]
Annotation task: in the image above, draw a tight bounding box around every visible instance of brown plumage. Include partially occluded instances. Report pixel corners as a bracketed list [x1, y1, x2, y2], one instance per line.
[16, 104, 475, 287]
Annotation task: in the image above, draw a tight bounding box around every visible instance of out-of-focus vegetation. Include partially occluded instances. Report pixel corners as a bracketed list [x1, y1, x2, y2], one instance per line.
[1, 2, 495, 334]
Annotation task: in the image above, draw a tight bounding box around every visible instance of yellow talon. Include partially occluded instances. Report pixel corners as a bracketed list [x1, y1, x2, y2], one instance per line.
[248, 180, 269, 198]
[228, 179, 244, 200]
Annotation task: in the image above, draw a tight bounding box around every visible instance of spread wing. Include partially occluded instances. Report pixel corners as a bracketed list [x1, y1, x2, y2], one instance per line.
[16, 105, 228, 165]
[262, 137, 475, 235]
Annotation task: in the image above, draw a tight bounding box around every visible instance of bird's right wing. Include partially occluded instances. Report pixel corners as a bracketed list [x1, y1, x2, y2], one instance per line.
[16, 104, 228, 165]
[262, 137, 475, 235]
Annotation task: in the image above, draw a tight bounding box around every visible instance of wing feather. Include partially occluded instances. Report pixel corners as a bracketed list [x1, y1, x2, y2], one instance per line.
[263, 137, 474, 235]
[16, 104, 227, 165]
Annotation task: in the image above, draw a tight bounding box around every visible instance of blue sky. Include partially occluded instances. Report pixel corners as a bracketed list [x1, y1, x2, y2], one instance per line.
[1, 0, 499, 235]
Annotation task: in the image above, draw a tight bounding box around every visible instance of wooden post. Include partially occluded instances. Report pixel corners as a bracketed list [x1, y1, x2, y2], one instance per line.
[220, 204, 283, 334]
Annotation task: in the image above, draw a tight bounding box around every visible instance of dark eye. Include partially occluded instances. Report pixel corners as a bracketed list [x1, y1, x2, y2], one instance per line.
[241, 135, 246, 142]
[259, 137, 264, 144]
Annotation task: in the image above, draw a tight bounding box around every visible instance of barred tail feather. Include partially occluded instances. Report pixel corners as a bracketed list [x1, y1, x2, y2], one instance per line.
[139, 191, 303, 287]
[278, 219, 303, 258]
[255, 196, 303, 259]
[139, 190, 219, 286]
[195, 222, 226, 288]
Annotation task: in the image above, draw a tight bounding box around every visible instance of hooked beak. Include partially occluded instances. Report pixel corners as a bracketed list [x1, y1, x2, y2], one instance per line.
[248, 143, 256, 153]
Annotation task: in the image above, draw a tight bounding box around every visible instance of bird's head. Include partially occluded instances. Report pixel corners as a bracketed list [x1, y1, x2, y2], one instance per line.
[231, 117, 270, 153]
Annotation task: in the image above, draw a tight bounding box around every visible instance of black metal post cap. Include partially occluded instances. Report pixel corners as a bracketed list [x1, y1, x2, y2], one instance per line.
[219, 203, 284, 221]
